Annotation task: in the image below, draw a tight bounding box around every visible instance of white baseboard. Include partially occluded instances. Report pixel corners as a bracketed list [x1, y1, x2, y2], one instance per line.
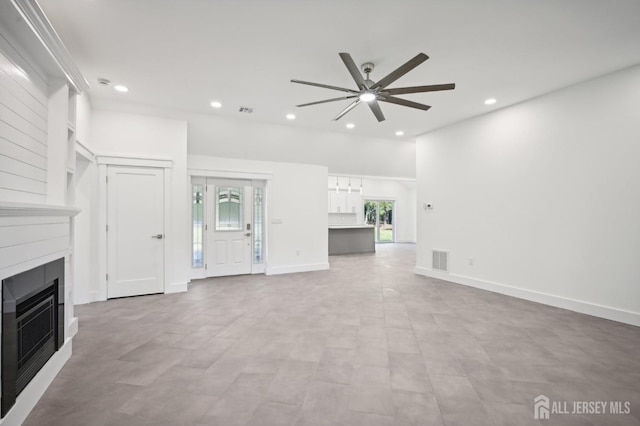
[165, 281, 188, 294]
[0, 339, 72, 425]
[414, 266, 640, 327]
[266, 262, 330, 275]
[68, 316, 78, 338]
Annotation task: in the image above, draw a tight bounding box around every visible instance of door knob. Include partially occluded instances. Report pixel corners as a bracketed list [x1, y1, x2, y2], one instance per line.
[244, 233, 251, 237]
[151, 234, 163, 239]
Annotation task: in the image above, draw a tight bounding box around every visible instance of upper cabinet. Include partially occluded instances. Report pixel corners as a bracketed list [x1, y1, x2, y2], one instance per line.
[346, 192, 362, 214]
[328, 191, 362, 215]
[328, 191, 347, 213]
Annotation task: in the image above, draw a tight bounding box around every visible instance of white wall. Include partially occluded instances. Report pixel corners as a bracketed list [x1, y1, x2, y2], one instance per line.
[416, 64, 640, 326]
[328, 176, 417, 243]
[189, 155, 329, 274]
[94, 100, 416, 179]
[91, 110, 190, 294]
[75, 92, 91, 146]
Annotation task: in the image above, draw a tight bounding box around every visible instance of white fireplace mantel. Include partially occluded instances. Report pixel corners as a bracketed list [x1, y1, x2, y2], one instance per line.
[0, 201, 80, 217]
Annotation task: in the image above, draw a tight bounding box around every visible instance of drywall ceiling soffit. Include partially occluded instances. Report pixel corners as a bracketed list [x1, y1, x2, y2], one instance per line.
[39, 0, 640, 138]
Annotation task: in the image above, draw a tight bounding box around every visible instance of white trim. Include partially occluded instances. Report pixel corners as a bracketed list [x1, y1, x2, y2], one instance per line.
[0, 201, 79, 217]
[414, 266, 640, 327]
[68, 316, 78, 338]
[97, 164, 108, 301]
[0, 338, 72, 426]
[75, 140, 95, 162]
[266, 262, 330, 275]
[166, 281, 188, 294]
[10, 0, 90, 92]
[96, 155, 173, 168]
[162, 167, 171, 295]
[329, 173, 416, 182]
[188, 168, 273, 180]
[251, 263, 265, 274]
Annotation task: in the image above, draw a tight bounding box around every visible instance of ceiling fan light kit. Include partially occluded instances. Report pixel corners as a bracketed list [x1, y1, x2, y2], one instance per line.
[291, 52, 455, 123]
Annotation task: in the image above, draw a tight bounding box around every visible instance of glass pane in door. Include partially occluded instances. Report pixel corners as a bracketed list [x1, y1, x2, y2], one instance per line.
[216, 186, 243, 231]
[364, 201, 379, 241]
[253, 187, 264, 263]
[379, 201, 393, 242]
[192, 184, 204, 268]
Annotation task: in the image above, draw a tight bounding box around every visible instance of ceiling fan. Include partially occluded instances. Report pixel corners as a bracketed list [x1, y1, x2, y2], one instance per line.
[291, 52, 455, 122]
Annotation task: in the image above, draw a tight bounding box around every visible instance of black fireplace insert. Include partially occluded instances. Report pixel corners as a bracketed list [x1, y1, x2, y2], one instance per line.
[1, 258, 64, 417]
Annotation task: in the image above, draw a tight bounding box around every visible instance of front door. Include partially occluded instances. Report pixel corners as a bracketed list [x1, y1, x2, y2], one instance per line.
[206, 179, 252, 276]
[107, 166, 164, 298]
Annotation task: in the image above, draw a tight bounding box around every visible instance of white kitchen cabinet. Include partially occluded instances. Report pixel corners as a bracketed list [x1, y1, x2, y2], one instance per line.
[346, 192, 362, 214]
[329, 191, 348, 213]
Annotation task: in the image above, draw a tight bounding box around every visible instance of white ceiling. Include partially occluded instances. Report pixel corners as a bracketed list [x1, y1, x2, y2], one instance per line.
[40, 0, 640, 139]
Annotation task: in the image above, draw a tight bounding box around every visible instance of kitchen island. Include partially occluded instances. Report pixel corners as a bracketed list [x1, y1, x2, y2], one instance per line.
[328, 225, 375, 255]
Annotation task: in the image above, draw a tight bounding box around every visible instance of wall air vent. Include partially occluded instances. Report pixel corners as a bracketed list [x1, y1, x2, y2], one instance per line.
[432, 250, 449, 272]
[238, 106, 253, 113]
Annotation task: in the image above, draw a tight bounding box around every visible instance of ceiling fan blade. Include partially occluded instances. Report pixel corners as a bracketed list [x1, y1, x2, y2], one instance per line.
[332, 99, 361, 121]
[370, 53, 429, 90]
[297, 95, 358, 107]
[379, 96, 431, 111]
[339, 53, 368, 90]
[291, 79, 359, 94]
[385, 83, 455, 95]
[367, 99, 386, 122]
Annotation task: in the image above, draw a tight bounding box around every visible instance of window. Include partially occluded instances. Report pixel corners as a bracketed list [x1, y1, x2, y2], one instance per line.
[253, 187, 264, 263]
[191, 184, 204, 268]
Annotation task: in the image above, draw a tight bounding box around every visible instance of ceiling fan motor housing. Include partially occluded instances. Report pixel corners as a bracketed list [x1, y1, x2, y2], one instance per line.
[361, 62, 374, 76]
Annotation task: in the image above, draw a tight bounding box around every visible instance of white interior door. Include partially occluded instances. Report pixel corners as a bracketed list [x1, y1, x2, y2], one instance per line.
[107, 166, 164, 298]
[206, 179, 252, 277]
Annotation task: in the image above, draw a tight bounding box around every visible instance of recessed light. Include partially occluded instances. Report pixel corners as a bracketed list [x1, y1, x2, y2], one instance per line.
[286, 113, 296, 120]
[114, 85, 129, 93]
[484, 98, 497, 105]
[346, 123, 355, 129]
[395, 131, 404, 136]
[210, 101, 222, 108]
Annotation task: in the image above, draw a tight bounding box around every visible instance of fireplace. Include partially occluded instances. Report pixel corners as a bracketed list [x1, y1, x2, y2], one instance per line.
[1, 258, 64, 417]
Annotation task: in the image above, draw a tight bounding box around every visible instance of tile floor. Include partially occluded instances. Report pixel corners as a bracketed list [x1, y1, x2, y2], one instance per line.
[25, 244, 640, 425]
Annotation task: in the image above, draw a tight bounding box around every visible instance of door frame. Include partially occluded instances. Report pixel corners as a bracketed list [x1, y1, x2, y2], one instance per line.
[97, 156, 173, 301]
[188, 169, 272, 280]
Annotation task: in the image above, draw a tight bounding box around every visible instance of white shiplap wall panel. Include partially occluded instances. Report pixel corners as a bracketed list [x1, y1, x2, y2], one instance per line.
[0, 213, 73, 281]
[0, 72, 47, 118]
[0, 170, 46, 194]
[0, 155, 46, 181]
[0, 44, 48, 105]
[0, 86, 47, 130]
[0, 221, 67, 248]
[0, 120, 47, 157]
[0, 104, 47, 141]
[0, 45, 48, 204]
[0, 137, 46, 169]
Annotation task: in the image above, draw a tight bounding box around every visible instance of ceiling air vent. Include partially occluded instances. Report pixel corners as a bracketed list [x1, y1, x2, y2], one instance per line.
[238, 106, 253, 113]
[432, 250, 449, 272]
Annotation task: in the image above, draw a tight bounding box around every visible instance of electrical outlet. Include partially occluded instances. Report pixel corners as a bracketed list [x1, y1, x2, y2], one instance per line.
[468, 258, 474, 266]
[296, 249, 300, 256]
